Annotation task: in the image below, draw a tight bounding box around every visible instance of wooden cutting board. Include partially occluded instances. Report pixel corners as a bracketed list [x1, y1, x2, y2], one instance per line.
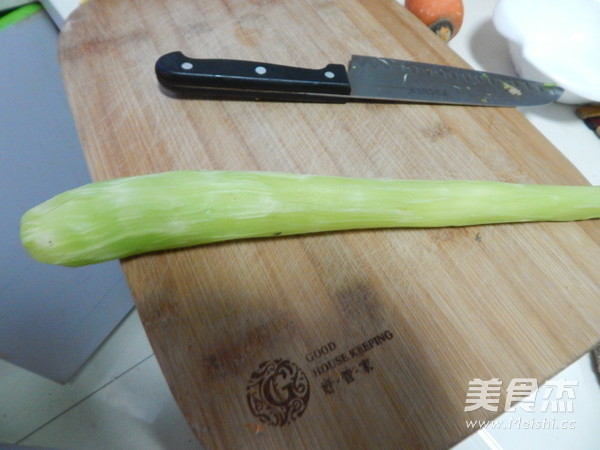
[58, 0, 600, 448]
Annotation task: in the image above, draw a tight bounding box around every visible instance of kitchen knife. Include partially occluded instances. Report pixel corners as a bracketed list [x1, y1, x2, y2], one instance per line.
[155, 52, 563, 107]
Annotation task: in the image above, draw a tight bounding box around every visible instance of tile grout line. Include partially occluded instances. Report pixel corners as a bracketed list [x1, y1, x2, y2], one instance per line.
[15, 353, 156, 445]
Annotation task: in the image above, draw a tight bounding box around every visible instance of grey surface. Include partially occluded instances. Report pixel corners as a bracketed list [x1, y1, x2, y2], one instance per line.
[0, 8, 133, 383]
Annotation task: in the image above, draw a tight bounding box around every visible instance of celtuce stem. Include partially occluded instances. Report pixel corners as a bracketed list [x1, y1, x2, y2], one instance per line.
[20, 170, 600, 267]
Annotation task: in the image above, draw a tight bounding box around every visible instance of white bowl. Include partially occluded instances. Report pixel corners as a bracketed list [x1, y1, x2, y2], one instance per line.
[493, 0, 600, 104]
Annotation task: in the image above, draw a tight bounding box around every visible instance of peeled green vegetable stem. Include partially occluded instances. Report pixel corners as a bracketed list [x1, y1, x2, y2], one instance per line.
[20, 170, 600, 267]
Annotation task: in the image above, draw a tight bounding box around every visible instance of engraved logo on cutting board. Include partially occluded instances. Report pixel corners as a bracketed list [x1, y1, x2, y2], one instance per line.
[246, 359, 310, 426]
[306, 330, 394, 395]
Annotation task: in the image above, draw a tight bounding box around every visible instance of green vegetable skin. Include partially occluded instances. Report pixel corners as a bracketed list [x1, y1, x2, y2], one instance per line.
[20, 170, 600, 267]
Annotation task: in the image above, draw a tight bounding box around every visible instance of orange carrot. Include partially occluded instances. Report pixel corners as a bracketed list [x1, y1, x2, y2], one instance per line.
[405, 0, 464, 42]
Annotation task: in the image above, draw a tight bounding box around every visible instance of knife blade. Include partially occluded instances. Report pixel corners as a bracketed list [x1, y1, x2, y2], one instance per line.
[155, 52, 563, 107]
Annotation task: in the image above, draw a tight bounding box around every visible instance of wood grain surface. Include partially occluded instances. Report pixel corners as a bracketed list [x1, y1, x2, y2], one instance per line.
[58, 0, 600, 448]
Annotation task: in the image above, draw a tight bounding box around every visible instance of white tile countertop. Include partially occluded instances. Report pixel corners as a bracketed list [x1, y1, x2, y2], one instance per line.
[40, 0, 79, 27]
[1, 1, 599, 449]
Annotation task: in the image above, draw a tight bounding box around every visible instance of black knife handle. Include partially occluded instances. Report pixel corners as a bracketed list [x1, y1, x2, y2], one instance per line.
[155, 51, 351, 102]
